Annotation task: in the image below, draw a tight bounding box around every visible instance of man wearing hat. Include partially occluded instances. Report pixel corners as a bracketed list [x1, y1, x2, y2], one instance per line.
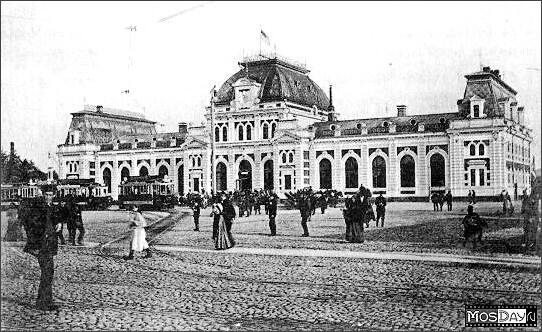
[22, 185, 62, 311]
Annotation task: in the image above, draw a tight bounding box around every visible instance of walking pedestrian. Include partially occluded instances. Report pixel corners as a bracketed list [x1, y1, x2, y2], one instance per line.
[349, 193, 365, 243]
[71, 202, 86, 246]
[22, 188, 62, 311]
[222, 194, 236, 234]
[268, 193, 278, 236]
[375, 193, 386, 227]
[521, 189, 539, 251]
[431, 192, 440, 211]
[318, 194, 328, 214]
[462, 205, 487, 249]
[123, 205, 151, 260]
[343, 196, 354, 241]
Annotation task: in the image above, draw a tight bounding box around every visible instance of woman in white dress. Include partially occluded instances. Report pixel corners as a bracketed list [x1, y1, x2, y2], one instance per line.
[123, 205, 151, 260]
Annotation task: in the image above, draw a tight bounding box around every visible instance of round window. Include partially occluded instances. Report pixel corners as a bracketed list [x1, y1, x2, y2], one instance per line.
[330, 125, 336, 130]
[439, 117, 446, 124]
[356, 123, 362, 129]
[410, 119, 417, 126]
[383, 121, 389, 128]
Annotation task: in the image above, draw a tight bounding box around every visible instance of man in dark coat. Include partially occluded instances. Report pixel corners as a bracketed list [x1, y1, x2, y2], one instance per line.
[431, 192, 440, 211]
[21, 189, 61, 311]
[222, 194, 236, 233]
[268, 193, 278, 236]
[444, 190, 453, 211]
[375, 193, 387, 227]
[192, 198, 201, 231]
[299, 194, 312, 237]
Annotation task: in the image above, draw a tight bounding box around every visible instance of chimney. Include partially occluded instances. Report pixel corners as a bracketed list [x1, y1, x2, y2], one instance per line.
[482, 66, 491, 73]
[517, 107, 525, 125]
[96, 105, 103, 112]
[10, 142, 14, 156]
[397, 105, 407, 117]
[178, 122, 188, 135]
[491, 69, 500, 78]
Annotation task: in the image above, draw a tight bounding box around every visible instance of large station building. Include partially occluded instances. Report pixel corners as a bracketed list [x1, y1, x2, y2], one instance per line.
[57, 54, 534, 200]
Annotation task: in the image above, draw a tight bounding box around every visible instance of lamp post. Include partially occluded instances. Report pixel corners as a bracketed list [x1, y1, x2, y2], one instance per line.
[210, 88, 217, 194]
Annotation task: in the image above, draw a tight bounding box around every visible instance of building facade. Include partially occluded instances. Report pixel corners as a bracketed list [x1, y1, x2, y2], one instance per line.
[57, 54, 534, 200]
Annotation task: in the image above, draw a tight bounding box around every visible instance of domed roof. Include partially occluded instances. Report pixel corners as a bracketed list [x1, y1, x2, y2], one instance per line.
[216, 56, 330, 110]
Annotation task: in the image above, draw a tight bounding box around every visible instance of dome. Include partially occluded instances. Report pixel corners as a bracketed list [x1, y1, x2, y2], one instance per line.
[216, 56, 330, 110]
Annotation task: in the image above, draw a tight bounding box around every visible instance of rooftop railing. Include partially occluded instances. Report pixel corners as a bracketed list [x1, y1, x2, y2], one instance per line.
[241, 52, 307, 71]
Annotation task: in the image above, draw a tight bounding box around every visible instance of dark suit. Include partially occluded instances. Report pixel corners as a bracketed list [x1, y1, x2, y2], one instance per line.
[22, 198, 59, 309]
[268, 196, 278, 235]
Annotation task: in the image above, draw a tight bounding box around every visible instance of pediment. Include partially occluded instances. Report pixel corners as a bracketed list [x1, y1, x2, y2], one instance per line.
[182, 137, 207, 149]
[271, 131, 302, 144]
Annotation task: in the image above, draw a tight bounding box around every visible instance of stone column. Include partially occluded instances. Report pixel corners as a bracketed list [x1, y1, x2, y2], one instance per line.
[273, 145, 280, 193]
[388, 142, 397, 196]
[418, 140, 428, 198]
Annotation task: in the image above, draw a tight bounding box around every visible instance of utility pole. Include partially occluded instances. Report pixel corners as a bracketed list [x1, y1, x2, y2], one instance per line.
[210, 87, 217, 194]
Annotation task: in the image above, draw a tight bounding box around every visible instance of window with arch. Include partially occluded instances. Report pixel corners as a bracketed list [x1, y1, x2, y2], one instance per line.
[102, 168, 112, 193]
[430, 153, 445, 187]
[120, 167, 130, 183]
[238, 125, 244, 141]
[271, 123, 277, 138]
[478, 143, 485, 156]
[372, 156, 386, 188]
[197, 156, 201, 167]
[282, 153, 287, 164]
[216, 162, 227, 191]
[400, 155, 415, 187]
[262, 123, 269, 139]
[469, 144, 476, 156]
[319, 159, 332, 189]
[139, 166, 149, 177]
[345, 157, 359, 189]
[246, 124, 252, 140]
[288, 152, 294, 163]
[214, 127, 220, 142]
[222, 126, 228, 142]
[158, 165, 169, 178]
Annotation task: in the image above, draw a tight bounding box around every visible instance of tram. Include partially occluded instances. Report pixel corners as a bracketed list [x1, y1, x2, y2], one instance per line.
[1, 183, 42, 210]
[118, 175, 176, 211]
[55, 179, 112, 210]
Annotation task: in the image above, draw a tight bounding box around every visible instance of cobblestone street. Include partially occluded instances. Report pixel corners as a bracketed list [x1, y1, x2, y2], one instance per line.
[1, 203, 540, 330]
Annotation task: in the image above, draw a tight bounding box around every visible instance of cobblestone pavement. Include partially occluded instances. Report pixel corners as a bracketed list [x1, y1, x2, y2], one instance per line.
[1, 204, 540, 331]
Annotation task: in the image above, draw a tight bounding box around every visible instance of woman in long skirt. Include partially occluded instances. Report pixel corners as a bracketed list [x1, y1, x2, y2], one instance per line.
[124, 205, 151, 260]
[211, 203, 235, 250]
[343, 196, 353, 242]
[350, 195, 365, 243]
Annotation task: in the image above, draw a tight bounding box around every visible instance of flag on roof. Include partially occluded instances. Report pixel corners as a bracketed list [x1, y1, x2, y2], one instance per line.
[260, 30, 270, 45]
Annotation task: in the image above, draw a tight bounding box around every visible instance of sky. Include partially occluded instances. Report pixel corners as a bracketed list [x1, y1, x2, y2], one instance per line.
[1, 1, 541, 171]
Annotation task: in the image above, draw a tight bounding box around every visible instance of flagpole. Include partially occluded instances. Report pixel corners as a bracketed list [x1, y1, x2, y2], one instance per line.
[210, 89, 216, 194]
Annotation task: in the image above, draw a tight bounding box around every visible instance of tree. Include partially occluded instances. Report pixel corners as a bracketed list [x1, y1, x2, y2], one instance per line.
[1, 147, 47, 184]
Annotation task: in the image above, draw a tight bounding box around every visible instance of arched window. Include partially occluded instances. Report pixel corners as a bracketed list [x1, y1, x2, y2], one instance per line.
[177, 165, 184, 196]
[238, 125, 244, 141]
[197, 157, 201, 167]
[469, 144, 476, 156]
[158, 165, 168, 178]
[319, 159, 332, 189]
[102, 168, 112, 193]
[214, 127, 220, 142]
[139, 166, 149, 177]
[246, 124, 252, 140]
[271, 123, 277, 138]
[400, 155, 415, 187]
[222, 126, 228, 142]
[262, 123, 269, 139]
[372, 156, 386, 188]
[479, 144, 485, 156]
[429, 153, 445, 187]
[264, 160, 273, 190]
[216, 162, 227, 192]
[282, 153, 287, 164]
[120, 167, 130, 183]
[345, 157, 358, 188]
[288, 152, 294, 163]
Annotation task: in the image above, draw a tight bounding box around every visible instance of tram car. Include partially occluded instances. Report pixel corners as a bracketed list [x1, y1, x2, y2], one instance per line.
[118, 175, 176, 211]
[1, 183, 42, 210]
[55, 178, 112, 210]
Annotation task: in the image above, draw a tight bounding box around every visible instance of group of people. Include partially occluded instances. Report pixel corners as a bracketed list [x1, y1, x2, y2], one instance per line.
[430, 190, 453, 211]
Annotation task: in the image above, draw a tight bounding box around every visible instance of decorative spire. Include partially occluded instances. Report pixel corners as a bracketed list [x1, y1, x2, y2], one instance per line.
[327, 85, 336, 121]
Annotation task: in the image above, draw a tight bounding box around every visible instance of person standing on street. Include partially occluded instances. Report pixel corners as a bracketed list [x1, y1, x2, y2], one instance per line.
[22, 187, 62, 311]
[123, 205, 151, 260]
[444, 190, 453, 211]
[72, 202, 86, 246]
[299, 194, 312, 237]
[222, 193, 236, 234]
[521, 189, 539, 251]
[375, 193, 386, 227]
[268, 193, 278, 236]
[4, 202, 24, 241]
[192, 198, 201, 231]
